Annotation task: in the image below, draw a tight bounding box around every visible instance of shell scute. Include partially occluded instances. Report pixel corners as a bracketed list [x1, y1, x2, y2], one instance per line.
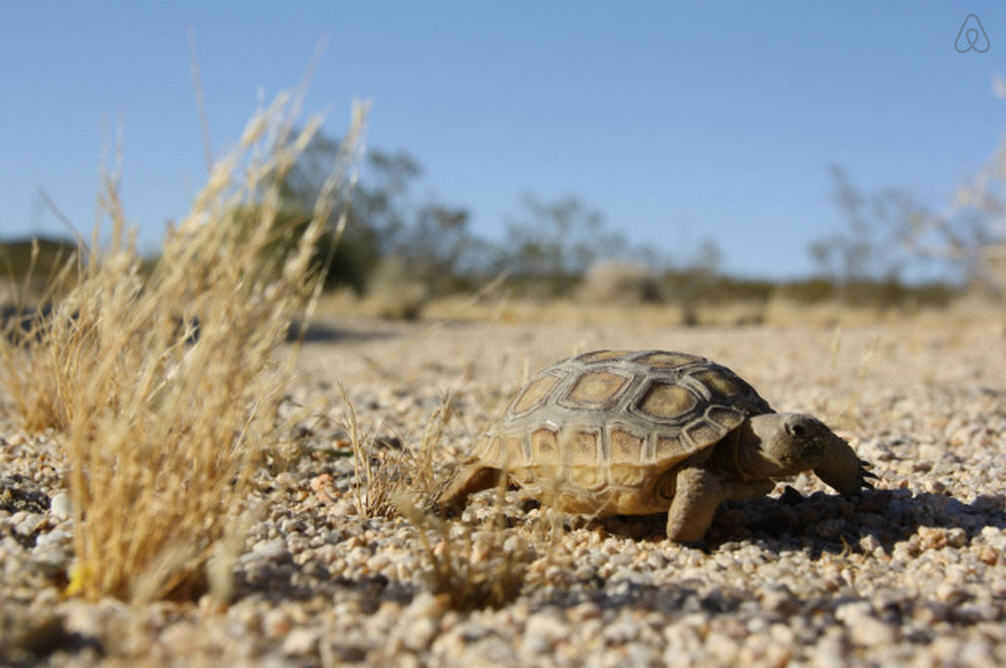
[567, 428, 601, 463]
[682, 418, 729, 450]
[609, 427, 645, 463]
[635, 381, 698, 421]
[633, 351, 703, 368]
[530, 427, 559, 465]
[691, 368, 748, 400]
[577, 349, 632, 363]
[705, 404, 747, 430]
[563, 369, 631, 408]
[568, 465, 607, 490]
[511, 373, 561, 415]
[502, 435, 526, 468]
[654, 434, 695, 461]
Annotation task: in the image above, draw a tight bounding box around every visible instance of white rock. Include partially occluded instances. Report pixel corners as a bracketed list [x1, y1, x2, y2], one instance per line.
[980, 526, 1006, 550]
[282, 628, 319, 655]
[946, 527, 967, 548]
[847, 615, 898, 647]
[49, 492, 72, 520]
[402, 616, 437, 651]
[13, 512, 44, 537]
[811, 633, 849, 668]
[247, 538, 289, 563]
[859, 534, 882, 554]
[33, 529, 71, 550]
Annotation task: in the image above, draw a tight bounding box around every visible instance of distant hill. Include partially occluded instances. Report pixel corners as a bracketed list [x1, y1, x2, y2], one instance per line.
[0, 236, 80, 303]
[0, 236, 79, 278]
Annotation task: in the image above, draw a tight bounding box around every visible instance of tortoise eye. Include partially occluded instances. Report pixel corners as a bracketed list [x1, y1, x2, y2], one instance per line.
[787, 423, 806, 438]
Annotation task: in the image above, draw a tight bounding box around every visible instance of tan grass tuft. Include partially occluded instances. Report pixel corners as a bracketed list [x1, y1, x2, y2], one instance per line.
[1, 93, 367, 602]
[397, 480, 532, 612]
[412, 391, 455, 500]
[338, 387, 460, 521]
[338, 384, 405, 519]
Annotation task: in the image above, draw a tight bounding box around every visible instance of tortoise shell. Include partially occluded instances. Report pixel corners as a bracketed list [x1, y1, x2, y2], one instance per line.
[468, 349, 773, 515]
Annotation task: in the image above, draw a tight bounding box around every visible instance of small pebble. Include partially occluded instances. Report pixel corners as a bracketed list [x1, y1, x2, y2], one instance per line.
[282, 628, 320, 656]
[49, 492, 72, 520]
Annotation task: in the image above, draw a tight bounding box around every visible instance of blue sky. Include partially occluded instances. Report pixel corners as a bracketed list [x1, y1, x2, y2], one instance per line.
[2, 2, 1004, 279]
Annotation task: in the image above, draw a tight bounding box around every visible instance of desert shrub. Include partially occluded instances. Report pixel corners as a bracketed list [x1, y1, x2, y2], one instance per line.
[0, 92, 366, 602]
[0, 238, 79, 309]
[333, 388, 455, 521]
[0, 237, 79, 290]
[774, 277, 955, 308]
[364, 255, 429, 320]
[577, 259, 663, 304]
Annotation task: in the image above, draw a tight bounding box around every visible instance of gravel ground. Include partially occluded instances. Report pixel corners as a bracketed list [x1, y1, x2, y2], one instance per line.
[2, 315, 1005, 666]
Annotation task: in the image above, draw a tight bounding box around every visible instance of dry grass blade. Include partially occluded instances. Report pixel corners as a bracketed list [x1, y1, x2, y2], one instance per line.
[0, 92, 368, 603]
[412, 390, 454, 500]
[0, 238, 78, 429]
[398, 392, 527, 612]
[335, 386, 462, 521]
[337, 384, 403, 519]
[396, 478, 532, 612]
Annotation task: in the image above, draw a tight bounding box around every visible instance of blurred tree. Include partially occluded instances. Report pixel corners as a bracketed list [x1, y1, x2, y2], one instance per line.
[271, 131, 476, 293]
[662, 236, 724, 323]
[501, 194, 629, 296]
[808, 166, 907, 292]
[0, 236, 80, 305]
[391, 203, 479, 293]
[267, 132, 385, 292]
[356, 149, 423, 252]
[898, 141, 1006, 298]
[690, 238, 723, 277]
[811, 155, 1006, 301]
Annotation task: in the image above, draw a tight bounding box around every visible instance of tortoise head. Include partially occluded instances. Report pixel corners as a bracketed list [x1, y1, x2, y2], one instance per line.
[743, 413, 834, 478]
[743, 412, 872, 493]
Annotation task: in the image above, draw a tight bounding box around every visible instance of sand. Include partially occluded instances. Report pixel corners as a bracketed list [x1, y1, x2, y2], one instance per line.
[2, 315, 1005, 666]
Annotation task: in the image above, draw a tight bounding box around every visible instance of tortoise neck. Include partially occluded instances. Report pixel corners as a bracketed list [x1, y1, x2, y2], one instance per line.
[708, 426, 745, 479]
[708, 420, 766, 481]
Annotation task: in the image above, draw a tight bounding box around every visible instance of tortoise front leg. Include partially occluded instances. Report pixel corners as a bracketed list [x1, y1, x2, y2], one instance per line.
[434, 463, 502, 516]
[665, 466, 725, 542]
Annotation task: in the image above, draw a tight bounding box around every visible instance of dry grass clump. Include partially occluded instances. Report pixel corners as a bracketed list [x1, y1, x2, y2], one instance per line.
[411, 390, 455, 500]
[338, 383, 531, 611]
[0, 244, 78, 429]
[339, 384, 402, 519]
[398, 483, 533, 612]
[334, 375, 532, 610]
[337, 389, 455, 519]
[0, 94, 366, 602]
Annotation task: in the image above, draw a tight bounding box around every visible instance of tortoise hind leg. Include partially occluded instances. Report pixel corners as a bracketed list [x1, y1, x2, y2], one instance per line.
[433, 463, 502, 516]
[665, 466, 725, 543]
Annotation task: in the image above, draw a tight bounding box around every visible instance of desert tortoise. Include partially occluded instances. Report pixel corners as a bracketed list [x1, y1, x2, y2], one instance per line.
[437, 349, 873, 542]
